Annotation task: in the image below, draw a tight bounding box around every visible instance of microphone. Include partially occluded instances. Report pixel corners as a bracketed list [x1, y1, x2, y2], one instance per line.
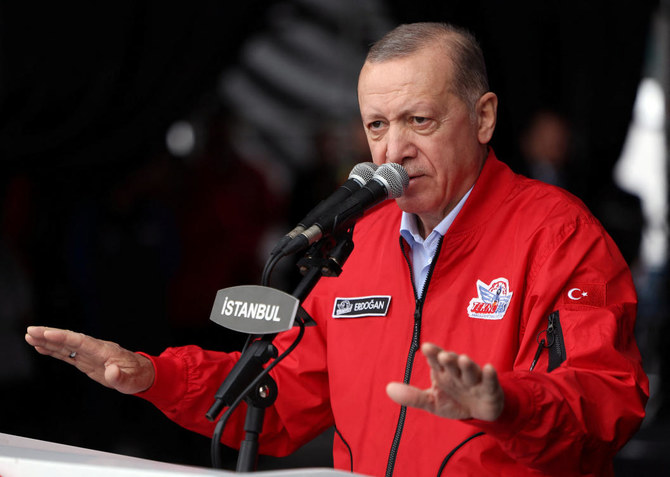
[271, 162, 378, 256]
[282, 163, 409, 256]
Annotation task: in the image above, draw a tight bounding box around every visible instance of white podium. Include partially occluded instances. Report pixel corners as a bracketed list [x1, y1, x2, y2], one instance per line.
[0, 432, 360, 477]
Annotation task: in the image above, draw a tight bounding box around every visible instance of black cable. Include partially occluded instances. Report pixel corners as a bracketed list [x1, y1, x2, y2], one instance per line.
[240, 334, 254, 356]
[261, 250, 284, 287]
[211, 229, 320, 468]
[210, 317, 306, 469]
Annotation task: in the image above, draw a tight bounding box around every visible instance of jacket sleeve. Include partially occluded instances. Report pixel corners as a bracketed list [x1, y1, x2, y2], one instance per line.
[471, 215, 649, 474]
[136, 317, 334, 457]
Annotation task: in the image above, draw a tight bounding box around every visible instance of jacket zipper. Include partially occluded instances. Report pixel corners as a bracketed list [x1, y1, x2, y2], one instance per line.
[385, 236, 444, 476]
[530, 311, 566, 372]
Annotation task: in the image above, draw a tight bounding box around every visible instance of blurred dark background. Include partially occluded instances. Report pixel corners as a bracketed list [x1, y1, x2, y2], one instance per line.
[0, 0, 668, 474]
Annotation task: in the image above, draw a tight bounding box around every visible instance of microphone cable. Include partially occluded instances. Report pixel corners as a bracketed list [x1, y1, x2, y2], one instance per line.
[210, 316, 306, 469]
[261, 249, 284, 287]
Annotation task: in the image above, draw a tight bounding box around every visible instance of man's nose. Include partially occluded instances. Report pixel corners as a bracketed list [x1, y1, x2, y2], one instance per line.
[385, 127, 416, 164]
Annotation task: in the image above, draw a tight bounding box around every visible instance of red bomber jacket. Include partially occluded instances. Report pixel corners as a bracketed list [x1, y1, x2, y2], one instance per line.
[138, 150, 648, 476]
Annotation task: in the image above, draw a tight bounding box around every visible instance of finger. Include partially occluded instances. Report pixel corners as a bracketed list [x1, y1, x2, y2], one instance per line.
[42, 329, 113, 365]
[25, 332, 45, 348]
[436, 350, 460, 378]
[35, 329, 86, 361]
[421, 343, 457, 374]
[421, 342, 442, 357]
[43, 328, 85, 350]
[420, 342, 441, 369]
[478, 364, 504, 421]
[105, 361, 142, 394]
[386, 382, 433, 411]
[29, 344, 77, 365]
[457, 355, 482, 387]
[31, 344, 59, 358]
[481, 364, 500, 394]
[26, 326, 47, 339]
[26, 327, 71, 351]
[25, 326, 53, 347]
[104, 363, 122, 388]
[104, 356, 155, 395]
[26, 327, 99, 364]
[26, 330, 73, 361]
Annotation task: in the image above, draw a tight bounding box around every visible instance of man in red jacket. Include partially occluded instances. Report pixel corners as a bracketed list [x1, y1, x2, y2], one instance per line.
[26, 22, 648, 476]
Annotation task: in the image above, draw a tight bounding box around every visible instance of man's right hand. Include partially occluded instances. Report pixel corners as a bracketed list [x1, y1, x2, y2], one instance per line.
[25, 326, 155, 395]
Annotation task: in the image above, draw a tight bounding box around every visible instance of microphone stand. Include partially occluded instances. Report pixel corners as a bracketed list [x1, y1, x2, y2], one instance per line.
[208, 228, 355, 472]
[293, 229, 355, 299]
[236, 362, 278, 472]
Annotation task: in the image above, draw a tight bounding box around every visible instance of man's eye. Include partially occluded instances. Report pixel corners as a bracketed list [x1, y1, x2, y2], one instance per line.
[412, 116, 429, 125]
[369, 120, 383, 130]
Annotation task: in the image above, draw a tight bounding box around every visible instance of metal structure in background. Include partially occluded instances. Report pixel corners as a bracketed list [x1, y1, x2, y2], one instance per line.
[216, 0, 393, 196]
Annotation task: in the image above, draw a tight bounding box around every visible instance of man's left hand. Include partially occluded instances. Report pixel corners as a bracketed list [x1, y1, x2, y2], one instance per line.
[386, 342, 504, 421]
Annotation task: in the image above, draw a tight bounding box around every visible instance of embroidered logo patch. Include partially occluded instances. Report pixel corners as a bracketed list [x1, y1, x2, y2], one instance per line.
[467, 277, 513, 320]
[332, 295, 391, 318]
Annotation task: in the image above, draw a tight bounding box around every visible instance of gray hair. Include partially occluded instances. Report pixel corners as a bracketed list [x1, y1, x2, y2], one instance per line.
[366, 22, 489, 114]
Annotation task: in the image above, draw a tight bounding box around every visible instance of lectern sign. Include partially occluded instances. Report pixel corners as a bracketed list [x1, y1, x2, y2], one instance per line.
[210, 285, 299, 334]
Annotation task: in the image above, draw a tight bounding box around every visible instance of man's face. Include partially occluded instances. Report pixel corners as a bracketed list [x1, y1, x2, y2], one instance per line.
[358, 45, 494, 235]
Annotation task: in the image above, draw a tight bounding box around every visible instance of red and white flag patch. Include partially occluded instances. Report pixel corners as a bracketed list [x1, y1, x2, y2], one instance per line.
[561, 283, 606, 307]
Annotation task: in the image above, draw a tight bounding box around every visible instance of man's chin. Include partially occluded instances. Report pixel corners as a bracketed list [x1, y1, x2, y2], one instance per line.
[395, 196, 423, 215]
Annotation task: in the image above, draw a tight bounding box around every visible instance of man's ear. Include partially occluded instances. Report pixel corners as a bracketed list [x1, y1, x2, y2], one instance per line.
[476, 92, 498, 144]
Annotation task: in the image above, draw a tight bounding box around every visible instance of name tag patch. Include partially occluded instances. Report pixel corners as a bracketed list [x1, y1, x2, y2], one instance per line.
[332, 296, 391, 318]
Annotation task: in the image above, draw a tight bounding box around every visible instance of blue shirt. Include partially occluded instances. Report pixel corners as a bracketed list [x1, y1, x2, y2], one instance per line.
[399, 188, 473, 297]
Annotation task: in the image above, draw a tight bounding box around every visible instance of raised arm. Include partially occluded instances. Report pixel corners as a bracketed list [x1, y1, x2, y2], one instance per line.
[25, 326, 155, 395]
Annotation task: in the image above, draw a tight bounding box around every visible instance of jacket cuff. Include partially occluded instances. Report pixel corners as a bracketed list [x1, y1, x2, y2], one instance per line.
[467, 373, 536, 437]
[134, 351, 186, 409]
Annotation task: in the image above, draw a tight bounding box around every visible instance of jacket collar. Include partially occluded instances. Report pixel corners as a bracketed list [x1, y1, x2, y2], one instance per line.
[446, 148, 517, 236]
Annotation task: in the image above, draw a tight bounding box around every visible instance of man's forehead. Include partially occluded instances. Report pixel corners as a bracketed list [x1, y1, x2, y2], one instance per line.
[360, 47, 453, 85]
[358, 56, 452, 105]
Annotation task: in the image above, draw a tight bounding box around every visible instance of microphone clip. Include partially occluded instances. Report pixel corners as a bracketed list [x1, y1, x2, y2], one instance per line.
[296, 228, 355, 278]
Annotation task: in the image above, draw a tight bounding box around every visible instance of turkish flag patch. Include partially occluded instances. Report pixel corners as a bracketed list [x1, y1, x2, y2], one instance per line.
[561, 283, 606, 307]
